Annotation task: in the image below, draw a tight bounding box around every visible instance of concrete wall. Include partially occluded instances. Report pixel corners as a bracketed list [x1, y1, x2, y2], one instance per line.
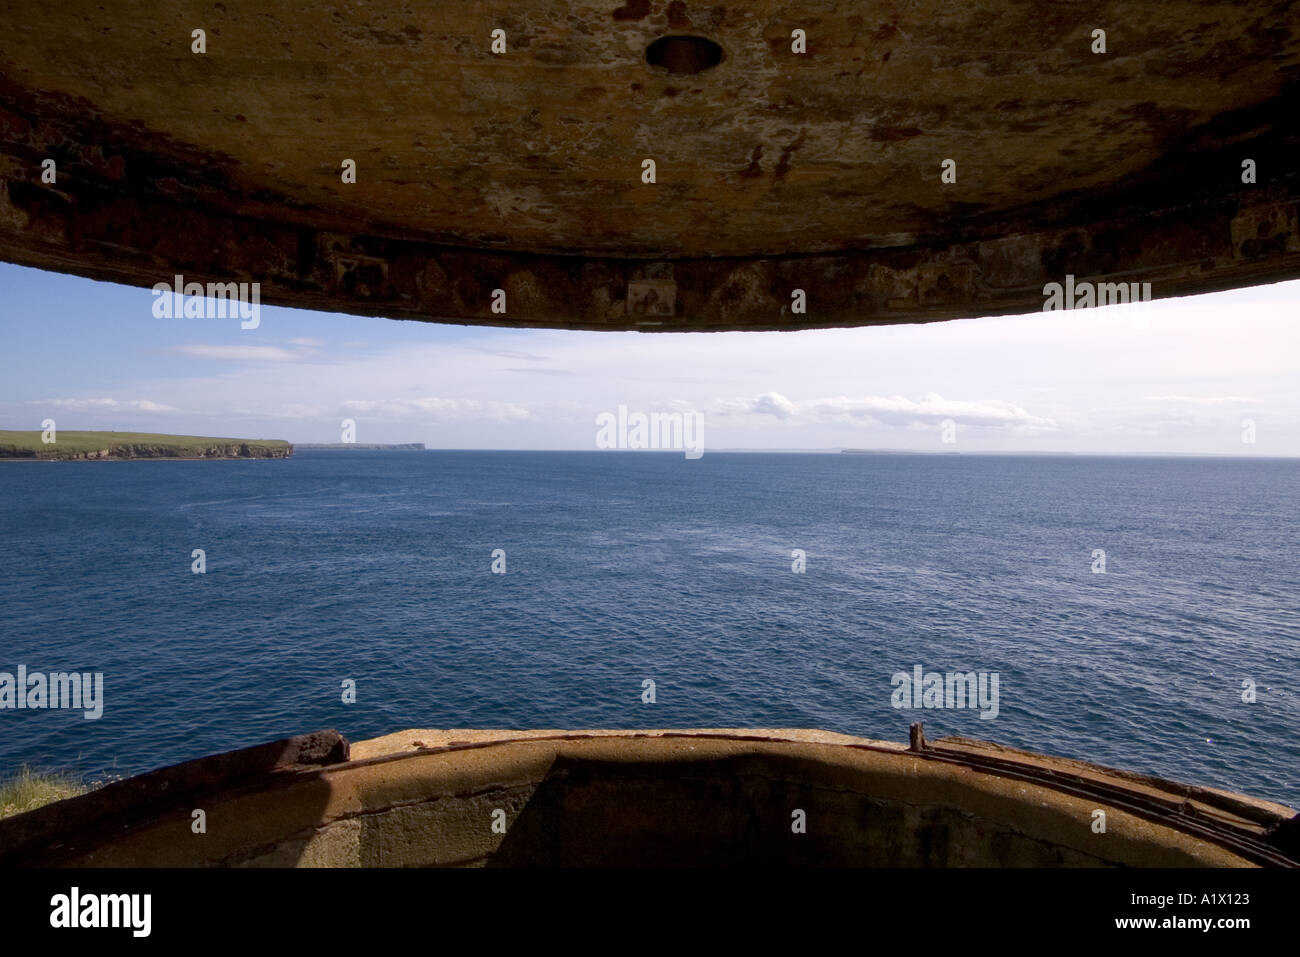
[15, 730, 1287, 868]
[1, 3, 1298, 330]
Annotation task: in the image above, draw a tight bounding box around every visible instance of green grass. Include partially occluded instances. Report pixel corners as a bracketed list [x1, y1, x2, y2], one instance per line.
[0, 430, 291, 455]
[0, 766, 87, 819]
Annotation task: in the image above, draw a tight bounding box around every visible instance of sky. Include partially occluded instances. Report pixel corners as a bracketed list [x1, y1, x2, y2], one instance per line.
[1, 260, 1297, 456]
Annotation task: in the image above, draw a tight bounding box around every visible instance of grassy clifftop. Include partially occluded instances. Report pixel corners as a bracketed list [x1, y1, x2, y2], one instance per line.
[0, 430, 293, 460]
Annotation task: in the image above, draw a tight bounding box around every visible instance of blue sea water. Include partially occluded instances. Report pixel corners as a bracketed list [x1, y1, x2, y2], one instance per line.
[0, 451, 1297, 807]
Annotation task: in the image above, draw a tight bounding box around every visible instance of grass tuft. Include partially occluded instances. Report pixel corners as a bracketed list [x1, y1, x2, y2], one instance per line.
[0, 766, 87, 820]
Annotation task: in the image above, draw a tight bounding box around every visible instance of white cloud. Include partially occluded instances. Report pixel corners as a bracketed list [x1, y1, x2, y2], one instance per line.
[723, 391, 1056, 432]
[37, 398, 176, 413]
[339, 397, 532, 422]
[171, 345, 301, 361]
[750, 392, 797, 418]
[1143, 395, 1258, 406]
[810, 393, 1058, 431]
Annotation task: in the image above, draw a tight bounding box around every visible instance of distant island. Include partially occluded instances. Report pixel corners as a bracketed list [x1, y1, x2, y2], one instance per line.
[840, 448, 1078, 456]
[841, 448, 951, 455]
[0, 430, 293, 461]
[296, 443, 426, 450]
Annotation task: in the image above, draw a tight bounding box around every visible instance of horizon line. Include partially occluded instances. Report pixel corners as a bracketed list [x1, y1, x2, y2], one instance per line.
[292, 446, 1300, 459]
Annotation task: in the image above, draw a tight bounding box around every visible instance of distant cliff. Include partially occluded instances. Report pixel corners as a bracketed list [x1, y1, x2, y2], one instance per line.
[0, 431, 293, 460]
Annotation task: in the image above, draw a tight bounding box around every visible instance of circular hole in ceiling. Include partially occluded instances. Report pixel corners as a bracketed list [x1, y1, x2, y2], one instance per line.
[645, 35, 724, 75]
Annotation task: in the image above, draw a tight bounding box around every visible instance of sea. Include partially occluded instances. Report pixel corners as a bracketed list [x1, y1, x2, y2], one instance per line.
[1, 450, 1296, 807]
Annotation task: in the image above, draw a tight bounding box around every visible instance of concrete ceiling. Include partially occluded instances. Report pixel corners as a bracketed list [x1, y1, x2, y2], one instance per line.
[0, 1, 1298, 330]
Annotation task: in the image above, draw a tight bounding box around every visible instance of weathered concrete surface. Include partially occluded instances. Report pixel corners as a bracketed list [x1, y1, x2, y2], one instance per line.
[0, 2, 1298, 330]
[0, 730, 348, 866]
[2, 729, 1294, 867]
[347, 726, 888, 760]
